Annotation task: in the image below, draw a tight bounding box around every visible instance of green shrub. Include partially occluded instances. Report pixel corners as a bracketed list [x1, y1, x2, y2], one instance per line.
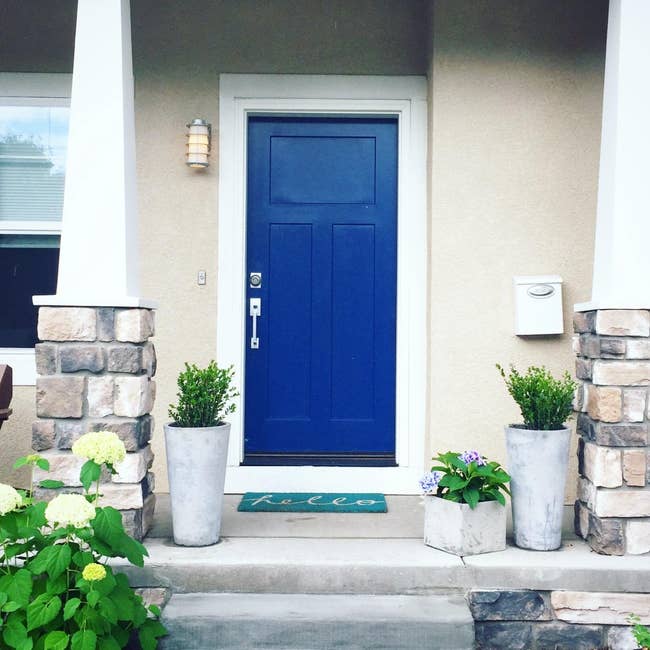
[168, 361, 238, 428]
[629, 615, 650, 649]
[497, 364, 576, 430]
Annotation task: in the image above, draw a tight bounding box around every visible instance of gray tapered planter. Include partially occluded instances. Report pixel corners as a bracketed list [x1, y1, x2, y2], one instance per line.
[164, 422, 230, 546]
[505, 425, 571, 550]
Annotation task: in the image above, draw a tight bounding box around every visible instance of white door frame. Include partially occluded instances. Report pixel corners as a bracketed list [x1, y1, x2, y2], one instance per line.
[217, 74, 427, 494]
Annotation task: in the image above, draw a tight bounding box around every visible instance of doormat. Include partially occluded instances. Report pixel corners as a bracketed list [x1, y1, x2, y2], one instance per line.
[238, 492, 387, 513]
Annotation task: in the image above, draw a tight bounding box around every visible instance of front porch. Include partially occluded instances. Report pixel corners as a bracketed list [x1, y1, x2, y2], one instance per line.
[116, 496, 650, 649]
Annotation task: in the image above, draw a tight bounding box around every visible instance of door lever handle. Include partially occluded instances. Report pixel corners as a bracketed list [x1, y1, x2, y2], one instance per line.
[249, 298, 261, 349]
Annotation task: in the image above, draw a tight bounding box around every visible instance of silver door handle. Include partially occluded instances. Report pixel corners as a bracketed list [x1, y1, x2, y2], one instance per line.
[250, 298, 261, 349]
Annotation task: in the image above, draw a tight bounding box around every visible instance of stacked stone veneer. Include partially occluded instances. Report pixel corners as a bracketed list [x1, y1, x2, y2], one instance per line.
[573, 310, 650, 555]
[32, 307, 156, 540]
[471, 590, 650, 650]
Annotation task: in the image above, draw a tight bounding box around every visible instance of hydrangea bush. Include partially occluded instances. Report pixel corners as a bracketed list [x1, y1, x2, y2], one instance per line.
[0, 432, 166, 650]
[420, 450, 511, 509]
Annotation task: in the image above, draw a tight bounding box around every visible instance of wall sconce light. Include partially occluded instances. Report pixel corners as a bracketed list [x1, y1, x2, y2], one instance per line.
[186, 118, 211, 168]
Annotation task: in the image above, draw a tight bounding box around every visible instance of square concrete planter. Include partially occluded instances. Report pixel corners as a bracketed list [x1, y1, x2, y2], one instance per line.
[423, 496, 506, 556]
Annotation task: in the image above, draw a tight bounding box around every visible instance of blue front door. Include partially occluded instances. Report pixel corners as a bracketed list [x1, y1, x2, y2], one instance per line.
[244, 116, 397, 465]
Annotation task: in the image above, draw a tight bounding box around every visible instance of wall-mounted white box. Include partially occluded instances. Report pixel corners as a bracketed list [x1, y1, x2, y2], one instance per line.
[514, 275, 564, 336]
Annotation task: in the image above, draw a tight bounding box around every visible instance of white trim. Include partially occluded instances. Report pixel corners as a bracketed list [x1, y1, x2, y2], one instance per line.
[217, 74, 428, 494]
[0, 221, 63, 235]
[0, 349, 36, 386]
[32, 295, 157, 308]
[0, 74, 72, 386]
[0, 73, 72, 98]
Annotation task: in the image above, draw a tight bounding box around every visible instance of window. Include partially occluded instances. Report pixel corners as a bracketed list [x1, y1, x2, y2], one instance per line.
[0, 74, 71, 384]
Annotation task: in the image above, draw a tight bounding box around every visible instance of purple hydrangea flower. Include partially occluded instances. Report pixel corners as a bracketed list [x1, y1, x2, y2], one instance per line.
[459, 450, 486, 466]
[419, 471, 443, 494]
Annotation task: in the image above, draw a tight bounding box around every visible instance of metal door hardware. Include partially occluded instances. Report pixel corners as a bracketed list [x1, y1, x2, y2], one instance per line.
[250, 297, 261, 349]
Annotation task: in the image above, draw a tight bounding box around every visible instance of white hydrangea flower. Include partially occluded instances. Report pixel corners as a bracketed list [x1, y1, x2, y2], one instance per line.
[45, 494, 96, 528]
[0, 483, 22, 515]
[72, 430, 126, 466]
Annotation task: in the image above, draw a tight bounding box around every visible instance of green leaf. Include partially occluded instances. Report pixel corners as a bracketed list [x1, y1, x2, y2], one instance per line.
[29, 544, 71, 580]
[7, 569, 33, 606]
[44, 631, 69, 650]
[108, 627, 128, 648]
[462, 487, 480, 509]
[148, 604, 161, 617]
[17, 638, 34, 650]
[71, 630, 97, 650]
[97, 638, 121, 650]
[27, 594, 62, 631]
[46, 574, 67, 596]
[80, 461, 102, 492]
[36, 458, 50, 471]
[13, 457, 29, 469]
[109, 587, 134, 621]
[439, 474, 468, 492]
[3, 542, 31, 561]
[3, 621, 28, 648]
[119, 536, 147, 567]
[2, 601, 21, 613]
[72, 551, 94, 568]
[138, 619, 168, 650]
[92, 508, 123, 549]
[63, 598, 81, 622]
[97, 597, 118, 625]
[38, 480, 65, 490]
[87, 591, 100, 608]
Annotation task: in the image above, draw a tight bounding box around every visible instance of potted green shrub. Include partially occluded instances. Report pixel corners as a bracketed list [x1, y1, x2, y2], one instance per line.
[164, 361, 238, 546]
[497, 364, 576, 550]
[420, 450, 510, 556]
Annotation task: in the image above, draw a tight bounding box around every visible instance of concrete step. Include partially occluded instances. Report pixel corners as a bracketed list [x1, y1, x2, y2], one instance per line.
[159, 593, 475, 650]
[119, 536, 650, 596]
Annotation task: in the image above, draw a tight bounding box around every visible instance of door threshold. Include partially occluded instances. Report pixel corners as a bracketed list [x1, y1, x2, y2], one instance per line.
[225, 465, 421, 494]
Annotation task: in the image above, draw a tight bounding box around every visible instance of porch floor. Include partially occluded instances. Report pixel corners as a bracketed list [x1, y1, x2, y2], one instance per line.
[117, 494, 650, 596]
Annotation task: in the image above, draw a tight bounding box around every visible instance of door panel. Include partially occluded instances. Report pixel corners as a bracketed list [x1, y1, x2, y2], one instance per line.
[244, 116, 397, 465]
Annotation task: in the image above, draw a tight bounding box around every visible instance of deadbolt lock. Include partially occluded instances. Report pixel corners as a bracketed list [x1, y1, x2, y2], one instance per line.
[249, 272, 262, 288]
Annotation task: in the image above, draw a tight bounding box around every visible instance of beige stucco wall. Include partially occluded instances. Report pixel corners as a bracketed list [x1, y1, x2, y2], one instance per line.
[1, 1, 608, 502]
[130, 1, 430, 492]
[428, 0, 606, 503]
[0, 389, 36, 488]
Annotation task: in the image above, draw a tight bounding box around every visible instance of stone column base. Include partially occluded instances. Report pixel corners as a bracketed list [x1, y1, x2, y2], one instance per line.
[573, 309, 650, 555]
[32, 306, 157, 540]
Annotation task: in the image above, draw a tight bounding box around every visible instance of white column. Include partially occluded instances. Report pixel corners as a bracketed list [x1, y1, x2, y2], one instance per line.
[576, 0, 650, 311]
[34, 0, 152, 308]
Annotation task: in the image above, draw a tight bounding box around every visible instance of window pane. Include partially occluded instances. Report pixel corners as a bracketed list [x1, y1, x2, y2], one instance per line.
[0, 106, 69, 222]
[0, 234, 60, 348]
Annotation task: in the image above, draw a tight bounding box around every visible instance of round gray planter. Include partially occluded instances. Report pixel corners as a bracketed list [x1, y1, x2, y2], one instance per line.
[505, 425, 571, 550]
[163, 422, 230, 546]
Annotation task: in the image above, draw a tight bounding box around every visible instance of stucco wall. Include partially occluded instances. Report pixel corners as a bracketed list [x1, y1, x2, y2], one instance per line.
[1, 1, 607, 499]
[0, 389, 36, 488]
[428, 0, 607, 503]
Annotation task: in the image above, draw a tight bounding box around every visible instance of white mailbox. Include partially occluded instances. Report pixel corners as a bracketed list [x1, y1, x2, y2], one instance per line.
[514, 275, 564, 336]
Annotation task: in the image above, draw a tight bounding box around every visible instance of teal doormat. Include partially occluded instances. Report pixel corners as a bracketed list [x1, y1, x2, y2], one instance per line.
[238, 492, 387, 513]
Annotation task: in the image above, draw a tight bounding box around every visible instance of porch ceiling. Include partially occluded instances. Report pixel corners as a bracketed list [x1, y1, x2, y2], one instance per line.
[1, 0, 432, 76]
